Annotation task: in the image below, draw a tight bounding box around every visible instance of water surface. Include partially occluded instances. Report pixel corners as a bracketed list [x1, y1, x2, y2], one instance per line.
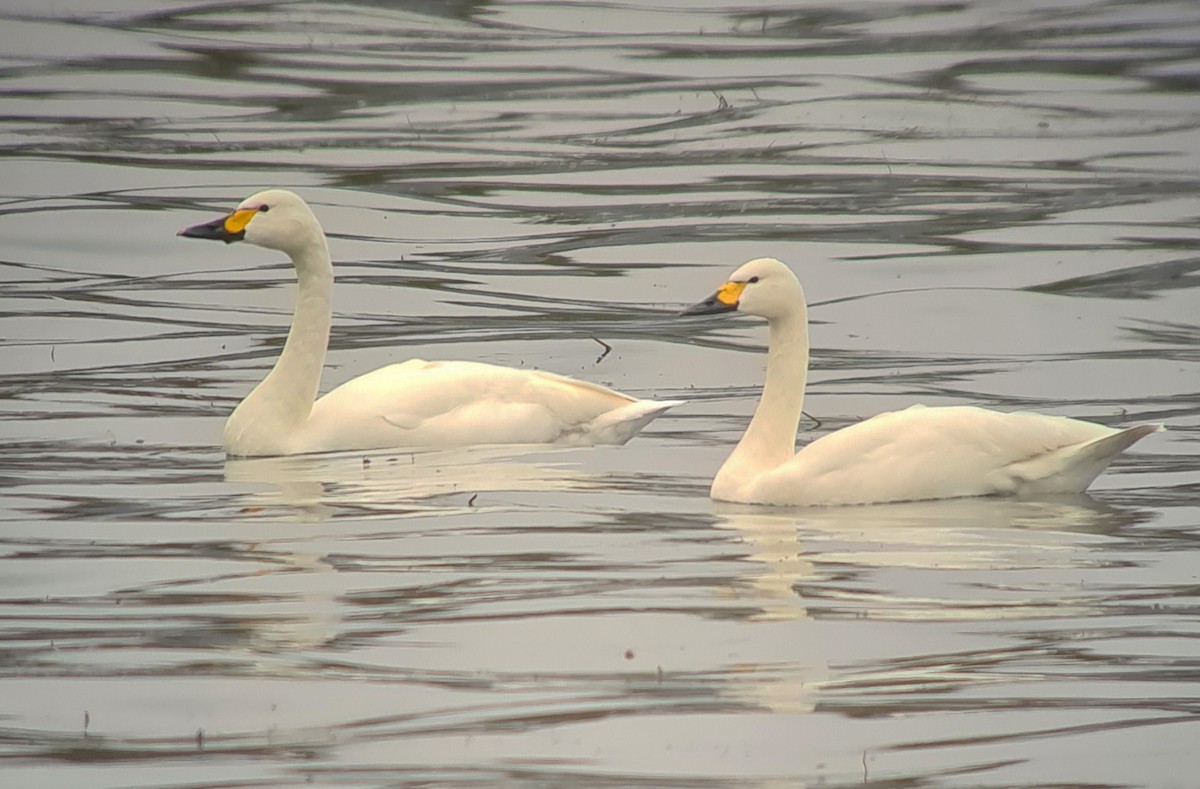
[1, 1, 1198, 787]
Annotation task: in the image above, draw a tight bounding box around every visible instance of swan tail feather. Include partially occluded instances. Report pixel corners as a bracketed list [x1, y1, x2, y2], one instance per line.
[578, 399, 686, 446]
[1008, 424, 1162, 494]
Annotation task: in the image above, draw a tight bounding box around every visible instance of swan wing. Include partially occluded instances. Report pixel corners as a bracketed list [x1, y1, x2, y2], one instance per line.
[300, 359, 678, 452]
[746, 405, 1154, 506]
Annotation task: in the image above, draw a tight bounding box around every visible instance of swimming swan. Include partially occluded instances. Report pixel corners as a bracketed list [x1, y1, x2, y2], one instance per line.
[179, 189, 682, 457]
[682, 257, 1159, 506]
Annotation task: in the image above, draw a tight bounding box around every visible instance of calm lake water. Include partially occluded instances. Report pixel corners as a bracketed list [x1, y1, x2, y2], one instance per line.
[2, 1, 1199, 787]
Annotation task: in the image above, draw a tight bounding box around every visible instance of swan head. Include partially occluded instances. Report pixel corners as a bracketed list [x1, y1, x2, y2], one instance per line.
[682, 257, 804, 321]
[178, 189, 322, 256]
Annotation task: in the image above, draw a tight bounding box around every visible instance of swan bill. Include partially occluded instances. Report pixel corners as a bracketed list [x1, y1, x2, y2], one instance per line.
[682, 281, 744, 316]
[177, 209, 256, 244]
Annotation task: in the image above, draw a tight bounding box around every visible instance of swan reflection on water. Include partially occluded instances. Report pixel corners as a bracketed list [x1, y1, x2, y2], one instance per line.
[707, 495, 1156, 715]
[218, 445, 622, 657]
[712, 493, 1157, 611]
[223, 444, 612, 520]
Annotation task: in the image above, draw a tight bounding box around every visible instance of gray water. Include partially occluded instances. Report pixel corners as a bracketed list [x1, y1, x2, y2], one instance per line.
[2, 1, 1199, 787]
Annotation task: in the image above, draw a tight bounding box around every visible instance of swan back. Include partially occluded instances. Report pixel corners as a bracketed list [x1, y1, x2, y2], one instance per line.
[738, 405, 1137, 506]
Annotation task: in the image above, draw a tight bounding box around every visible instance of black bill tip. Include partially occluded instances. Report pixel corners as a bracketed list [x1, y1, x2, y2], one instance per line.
[681, 295, 737, 316]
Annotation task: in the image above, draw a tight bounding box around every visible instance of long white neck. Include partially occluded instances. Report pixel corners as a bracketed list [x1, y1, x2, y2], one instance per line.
[224, 239, 332, 454]
[714, 309, 809, 494]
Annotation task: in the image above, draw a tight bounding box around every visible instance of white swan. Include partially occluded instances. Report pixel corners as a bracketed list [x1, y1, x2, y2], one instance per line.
[179, 189, 682, 457]
[682, 257, 1159, 507]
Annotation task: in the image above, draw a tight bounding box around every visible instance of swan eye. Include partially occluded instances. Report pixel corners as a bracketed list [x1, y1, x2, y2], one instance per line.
[748, 276, 759, 284]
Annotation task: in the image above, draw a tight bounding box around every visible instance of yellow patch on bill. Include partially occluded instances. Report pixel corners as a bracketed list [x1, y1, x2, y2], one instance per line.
[716, 280, 747, 305]
[223, 208, 259, 234]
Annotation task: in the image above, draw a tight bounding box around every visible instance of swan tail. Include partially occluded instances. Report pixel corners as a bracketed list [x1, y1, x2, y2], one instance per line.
[1008, 424, 1162, 494]
[579, 399, 686, 446]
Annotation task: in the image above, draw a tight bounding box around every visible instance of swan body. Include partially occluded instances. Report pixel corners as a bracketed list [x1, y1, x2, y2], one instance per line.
[179, 189, 681, 457]
[682, 257, 1159, 507]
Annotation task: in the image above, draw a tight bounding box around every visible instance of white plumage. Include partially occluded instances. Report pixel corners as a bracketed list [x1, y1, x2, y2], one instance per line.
[179, 189, 681, 457]
[683, 257, 1158, 507]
